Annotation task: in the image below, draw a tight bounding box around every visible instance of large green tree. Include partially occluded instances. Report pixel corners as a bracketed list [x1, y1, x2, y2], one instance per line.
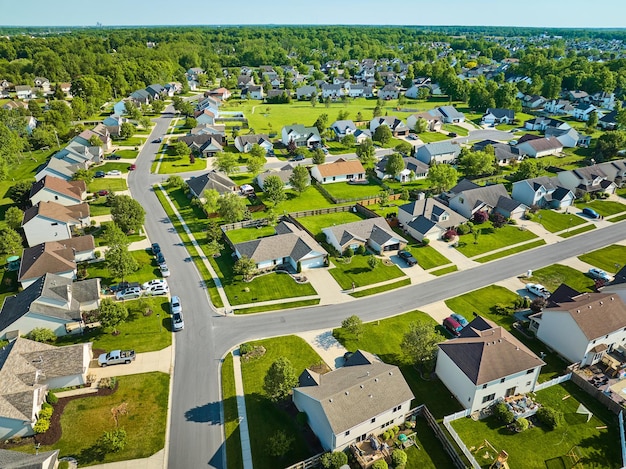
[215, 152, 239, 174]
[217, 192, 249, 223]
[0, 227, 23, 256]
[111, 195, 145, 233]
[288, 165, 310, 194]
[385, 153, 405, 178]
[401, 322, 440, 368]
[263, 175, 286, 206]
[457, 148, 496, 177]
[98, 298, 129, 334]
[426, 164, 458, 193]
[373, 125, 392, 145]
[356, 138, 376, 168]
[263, 356, 298, 402]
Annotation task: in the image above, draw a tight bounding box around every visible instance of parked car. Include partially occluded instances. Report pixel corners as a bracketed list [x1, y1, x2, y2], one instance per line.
[588, 268, 611, 281]
[451, 313, 469, 328]
[443, 317, 462, 337]
[156, 252, 166, 265]
[290, 154, 305, 162]
[128, 164, 136, 171]
[170, 295, 182, 314]
[115, 286, 142, 300]
[152, 138, 162, 143]
[448, 132, 457, 138]
[145, 283, 169, 296]
[107, 169, 122, 176]
[106, 154, 121, 160]
[398, 250, 417, 267]
[172, 311, 184, 331]
[142, 278, 168, 290]
[582, 207, 600, 219]
[151, 243, 161, 255]
[98, 349, 135, 367]
[97, 189, 109, 197]
[525, 283, 551, 299]
[160, 263, 171, 277]
[94, 170, 105, 178]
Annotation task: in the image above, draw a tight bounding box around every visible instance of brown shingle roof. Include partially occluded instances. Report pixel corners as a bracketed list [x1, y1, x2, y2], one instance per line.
[315, 158, 365, 178]
[23, 201, 90, 226]
[30, 176, 85, 202]
[18, 236, 94, 282]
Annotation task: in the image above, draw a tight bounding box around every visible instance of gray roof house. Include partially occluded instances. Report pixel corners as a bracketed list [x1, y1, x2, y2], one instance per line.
[0, 337, 92, 439]
[293, 350, 414, 451]
[397, 197, 468, 242]
[437, 105, 465, 123]
[0, 448, 59, 469]
[234, 134, 273, 153]
[186, 171, 238, 199]
[369, 116, 409, 136]
[281, 124, 322, 148]
[481, 108, 515, 125]
[330, 120, 357, 138]
[415, 141, 462, 165]
[177, 134, 223, 157]
[556, 165, 617, 197]
[232, 221, 327, 270]
[436, 317, 545, 413]
[322, 218, 407, 255]
[374, 156, 429, 182]
[448, 183, 527, 220]
[511, 176, 575, 210]
[256, 164, 309, 191]
[0, 273, 100, 340]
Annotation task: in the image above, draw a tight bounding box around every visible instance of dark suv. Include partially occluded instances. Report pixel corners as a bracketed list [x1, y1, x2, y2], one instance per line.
[398, 250, 417, 266]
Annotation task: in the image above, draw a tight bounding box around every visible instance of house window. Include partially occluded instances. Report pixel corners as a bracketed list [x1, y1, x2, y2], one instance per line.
[527, 369, 534, 374]
[393, 405, 402, 412]
[500, 378, 506, 383]
[51, 222, 58, 226]
[526, 382, 531, 386]
[347, 174, 354, 179]
[345, 430, 350, 437]
[482, 393, 496, 404]
[482, 384, 488, 389]
[332, 177, 336, 181]
[459, 197, 464, 203]
[371, 418, 376, 423]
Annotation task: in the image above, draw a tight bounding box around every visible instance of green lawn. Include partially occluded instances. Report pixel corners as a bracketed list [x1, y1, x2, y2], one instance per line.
[225, 225, 276, 244]
[473, 240, 546, 263]
[321, 179, 384, 201]
[56, 297, 171, 352]
[258, 185, 337, 214]
[295, 210, 366, 237]
[88, 197, 112, 216]
[402, 242, 451, 270]
[609, 213, 626, 223]
[456, 223, 538, 258]
[157, 149, 207, 174]
[416, 131, 449, 143]
[527, 264, 596, 293]
[452, 382, 620, 469]
[575, 199, 626, 217]
[87, 178, 128, 193]
[431, 265, 459, 276]
[536, 209, 585, 233]
[329, 254, 406, 289]
[442, 123, 469, 136]
[349, 278, 411, 298]
[112, 149, 139, 159]
[21, 373, 169, 465]
[333, 310, 463, 419]
[560, 224, 595, 238]
[98, 162, 132, 174]
[112, 136, 144, 147]
[578, 244, 626, 273]
[222, 353, 243, 469]
[87, 250, 160, 286]
[240, 336, 325, 469]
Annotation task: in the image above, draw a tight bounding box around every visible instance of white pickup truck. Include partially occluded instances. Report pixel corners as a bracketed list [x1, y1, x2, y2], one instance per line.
[98, 349, 136, 367]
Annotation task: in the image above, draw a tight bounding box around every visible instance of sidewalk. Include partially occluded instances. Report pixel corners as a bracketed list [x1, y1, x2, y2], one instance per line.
[297, 329, 348, 370]
[231, 349, 253, 469]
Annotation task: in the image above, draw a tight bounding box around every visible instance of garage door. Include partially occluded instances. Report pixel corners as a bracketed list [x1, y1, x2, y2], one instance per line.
[301, 256, 325, 269]
[384, 243, 399, 251]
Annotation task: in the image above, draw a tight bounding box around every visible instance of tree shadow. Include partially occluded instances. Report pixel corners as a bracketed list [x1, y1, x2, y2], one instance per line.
[344, 267, 369, 275]
[76, 442, 107, 464]
[184, 401, 222, 424]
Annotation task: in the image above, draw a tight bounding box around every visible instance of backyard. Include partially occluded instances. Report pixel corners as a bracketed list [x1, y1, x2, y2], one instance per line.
[455, 222, 538, 258]
[328, 253, 406, 289]
[295, 210, 366, 237]
[321, 179, 384, 201]
[255, 185, 338, 214]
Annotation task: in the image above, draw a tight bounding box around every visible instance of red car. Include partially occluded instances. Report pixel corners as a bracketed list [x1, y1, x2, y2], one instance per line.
[128, 164, 137, 171]
[97, 190, 109, 197]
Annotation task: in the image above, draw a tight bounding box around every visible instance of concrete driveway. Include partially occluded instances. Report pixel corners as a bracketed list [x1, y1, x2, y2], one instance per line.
[89, 347, 173, 382]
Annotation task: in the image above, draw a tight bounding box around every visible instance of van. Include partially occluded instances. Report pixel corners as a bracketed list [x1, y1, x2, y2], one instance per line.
[443, 317, 462, 337]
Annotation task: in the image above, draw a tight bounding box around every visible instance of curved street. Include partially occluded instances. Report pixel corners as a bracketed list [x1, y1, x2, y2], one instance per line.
[129, 110, 626, 469]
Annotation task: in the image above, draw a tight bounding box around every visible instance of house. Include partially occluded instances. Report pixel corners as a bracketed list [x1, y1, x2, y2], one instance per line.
[177, 134, 223, 157]
[190, 123, 227, 138]
[599, 110, 617, 130]
[544, 127, 583, 148]
[256, 164, 307, 191]
[33, 77, 50, 93]
[34, 158, 86, 183]
[234, 134, 273, 154]
[330, 120, 357, 139]
[310, 158, 365, 184]
[597, 159, 626, 188]
[437, 105, 465, 123]
[397, 196, 467, 242]
[296, 85, 317, 100]
[415, 141, 462, 165]
[145, 84, 165, 100]
[369, 116, 409, 137]
[472, 140, 522, 166]
[511, 176, 575, 210]
[29, 176, 86, 207]
[377, 84, 399, 100]
[521, 94, 545, 109]
[78, 124, 112, 151]
[129, 88, 151, 105]
[448, 183, 527, 220]
[18, 235, 96, 288]
[186, 171, 238, 199]
[556, 165, 616, 197]
[0, 273, 100, 340]
[572, 102, 597, 122]
[186, 67, 205, 81]
[516, 137, 563, 158]
[481, 108, 515, 125]
[102, 114, 125, 136]
[237, 75, 254, 89]
[436, 316, 545, 413]
[233, 220, 327, 270]
[544, 99, 575, 116]
[406, 111, 442, 132]
[529, 291, 626, 365]
[281, 125, 322, 149]
[321, 83, 343, 99]
[242, 85, 264, 100]
[524, 117, 569, 132]
[322, 218, 407, 254]
[293, 350, 414, 451]
[590, 91, 615, 110]
[346, 83, 370, 98]
[353, 129, 372, 144]
[22, 201, 90, 247]
[566, 90, 589, 102]
[208, 87, 231, 100]
[0, 337, 92, 440]
[195, 109, 216, 126]
[0, 448, 60, 469]
[405, 81, 431, 99]
[374, 156, 429, 182]
[15, 85, 32, 100]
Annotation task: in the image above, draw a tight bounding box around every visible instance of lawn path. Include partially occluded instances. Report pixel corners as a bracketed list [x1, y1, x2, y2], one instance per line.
[232, 349, 254, 469]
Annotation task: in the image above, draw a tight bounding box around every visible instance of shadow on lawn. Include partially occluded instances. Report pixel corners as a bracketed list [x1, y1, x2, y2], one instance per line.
[77, 441, 108, 464]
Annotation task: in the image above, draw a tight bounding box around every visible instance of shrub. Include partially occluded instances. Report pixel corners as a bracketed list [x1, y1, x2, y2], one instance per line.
[421, 238, 430, 245]
[382, 430, 393, 441]
[47, 392, 58, 405]
[391, 425, 399, 435]
[320, 451, 348, 469]
[525, 212, 536, 222]
[58, 462, 70, 469]
[343, 247, 354, 258]
[240, 343, 253, 355]
[490, 212, 507, 228]
[41, 402, 53, 411]
[391, 449, 408, 467]
[356, 244, 367, 255]
[493, 402, 514, 424]
[38, 406, 53, 419]
[100, 376, 117, 389]
[515, 417, 529, 432]
[443, 229, 457, 241]
[530, 297, 546, 313]
[33, 417, 50, 433]
[296, 411, 308, 428]
[493, 303, 514, 316]
[473, 210, 489, 224]
[371, 460, 388, 469]
[537, 406, 564, 430]
[456, 224, 471, 235]
[27, 327, 56, 343]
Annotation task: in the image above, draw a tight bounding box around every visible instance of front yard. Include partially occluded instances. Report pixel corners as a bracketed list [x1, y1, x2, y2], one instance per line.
[87, 178, 128, 193]
[451, 382, 620, 469]
[536, 209, 585, 233]
[328, 253, 406, 289]
[527, 264, 596, 293]
[455, 223, 538, 258]
[156, 146, 207, 174]
[87, 250, 159, 285]
[578, 244, 626, 273]
[575, 199, 626, 217]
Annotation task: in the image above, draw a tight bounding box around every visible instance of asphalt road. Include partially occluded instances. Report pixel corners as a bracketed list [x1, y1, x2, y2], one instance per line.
[128, 110, 626, 469]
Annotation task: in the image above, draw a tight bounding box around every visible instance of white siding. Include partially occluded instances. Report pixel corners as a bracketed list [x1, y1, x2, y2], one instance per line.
[46, 373, 85, 389]
[31, 190, 80, 207]
[436, 350, 478, 410]
[0, 314, 74, 340]
[535, 311, 590, 362]
[23, 217, 72, 247]
[293, 391, 334, 451]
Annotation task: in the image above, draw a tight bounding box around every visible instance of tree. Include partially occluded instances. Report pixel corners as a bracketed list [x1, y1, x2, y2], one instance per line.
[171, 140, 190, 157]
[314, 113, 329, 133]
[72, 168, 93, 184]
[215, 152, 239, 174]
[391, 449, 408, 468]
[341, 315, 363, 340]
[4, 206, 23, 230]
[395, 141, 412, 156]
[287, 139, 298, 155]
[139, 116, 152, 130]
[320, 451, 348, 469]
[205, 239, 224, 257]
[263, 175, 285, 206]
[378, 190, 390, 207]
[427, 164, 458, 193]
[98, 298, 129, 334]
[401, 322, 439, 368]
[356, 138, 376, 168]
[512, 159, 544, 181]
[266, 430, 294, 458]
[595, 132, 626, 162]
[586, 110, 598, 131]
[0, 228, 23, 256]
[205, 220, 223, 243]
[373, 125, 392, 145]
[263, 357, 298, 402]
[311, 147, 326, 165]
[217, 193, 249, 223]
[458, 148, 496, 177]
[151, 100, 166, 114]
[105, 240, 139, 281]
[202, 189, 221, 214]
[373, 105, 382, 118]
[341, 133, 355, 147]
[490, 212, 507, 229]
[289, 165, 310, 194]
[473, 210, 489, 224]
[98, 428, 127, 453]
[385, 153, 405, 178]
[119, 122, 135, 139]
[6, 180, 33, 208]
[371, 460, 388, 469]
[367, 255, 379, 270]
[473, 229, 481, 245]
[111, 195, 145, 233]
[166, 175, 185, 188]
[27, 327, 57, 343]
[413, 117, 429, 134]
[246, 156, 265, 175]
[310, 95, 318, 107]
[234, 255, 257, 281]
[249, 143, 266, 159]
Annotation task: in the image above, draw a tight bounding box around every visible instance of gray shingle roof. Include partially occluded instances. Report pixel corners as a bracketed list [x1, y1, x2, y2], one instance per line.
[186, 171, 236, 197]
[0, 448, 59, 469]
[454, 184, 510, 212]
[323, 218, 406, 250]
[399, 198, 467, 234]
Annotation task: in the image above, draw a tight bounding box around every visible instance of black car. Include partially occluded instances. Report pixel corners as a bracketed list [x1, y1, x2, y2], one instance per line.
[290, 154, 305, 161]
[398, 250, 417, 266]
[94, 171, 105, 178]
[156, 252, 166, 265]
[152, 138, 162, 144]
[151, 243, 161, 255]
[106, 154, 121, 160]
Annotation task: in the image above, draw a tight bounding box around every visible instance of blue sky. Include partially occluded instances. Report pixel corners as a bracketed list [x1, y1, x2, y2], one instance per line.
[3, 0, 626, 28]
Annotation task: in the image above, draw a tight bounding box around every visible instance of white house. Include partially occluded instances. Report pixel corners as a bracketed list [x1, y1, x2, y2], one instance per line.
[406, 111, 442, 132]
[515, 137, 563, 158]
[524, 117, 570, 132]
[22, 201, 90, 247]
[0, 337, 92, 439]
[374, 156, 429, 182]
[234, 134, 273, 153]
[436, 317, 545, 413]
[572, 102, 597, 121]
[481, 108, 515, 125]
[322, 218, 407, 254]
[296, 85, 317, 100]
[529, 291, 626, 365]
[369, 116, 409, 137]
[310, 158, 365, 184]
[397, 197, 467, 242]
[29, 176, 86, 207]
[544, 127, 583, 148]
[511, 176, 575, 210]
[415, 141, 462, 165]
[0, 273, 100, 340]
[232, 221, 327, 270]
[556, 165, 616, 197]
[377, 84, 399, 100]
[330, 120, 357, 139]
[293, 350, 414, 451]
[256, 164, 307, 191]
[437, 105, 465, 123]
[281, 125, 322, 149]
